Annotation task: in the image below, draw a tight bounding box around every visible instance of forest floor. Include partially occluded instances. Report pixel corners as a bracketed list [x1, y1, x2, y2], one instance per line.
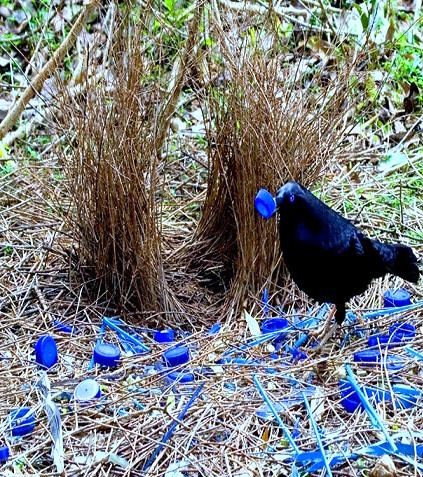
[0, 1, 422, 476]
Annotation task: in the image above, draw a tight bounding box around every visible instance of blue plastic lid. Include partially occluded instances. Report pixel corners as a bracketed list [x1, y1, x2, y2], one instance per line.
[9, 407, 36, 437]
[163, 346, 190, 367]
[383, 288, 411, 307]
[261, 318, 289, 334]
[154, 329, 175, 343]
[341, 396, 362, 413]
[254, 188, 276, 219]
[35, 335, 58, 369]
[392, 384, 419, 409]
[93, 342, 121, 367]
[368, 334, 397, 348]
[74, 379, 101, 401]
[389, 322, 415, 339]
[353, 349, 381, 363]
[167, 371, 195, 383]
[0, 446, 10, 464]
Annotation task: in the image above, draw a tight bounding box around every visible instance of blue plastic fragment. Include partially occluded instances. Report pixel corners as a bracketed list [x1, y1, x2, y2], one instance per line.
[53, 320, 76, 334]
[368, 334, 395, 348]
[254, 188, 276, 219]
[306, 436, 423, 472]
[339, 379, 399, 413]
[35, 335, 58, 370]
[0, 446, 9, 464]
[209, 323, 221, 335]
[261, 318, 289, 339]
[219, 357, 259, 365]
[262, 288, 270, 316]
[256, 389, 315, 420]
[9, 407, 36, 437]
[368, 322, 415, 349]
[166, 370, 195, 384]
[93, 342, 121, 368]
[393, 386, 418, 409]
[290, 347, 308, 361]
[405, 346, 423, 361]
[341, 395, 362, 413]
[384, 288, 411, 307]
[154, 329, 175, 343]
[361, 300, 423, 320]
[353, 349, 381, 363]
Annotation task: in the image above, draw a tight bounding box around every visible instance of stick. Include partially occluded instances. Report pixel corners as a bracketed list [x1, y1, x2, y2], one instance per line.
[0, 0, 99, 140]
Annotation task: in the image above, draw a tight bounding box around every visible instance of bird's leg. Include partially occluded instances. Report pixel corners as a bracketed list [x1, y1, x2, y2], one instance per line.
[308, 305, 336, 340]
[313, 322, 339, 351]
[309, 304, 344, 351]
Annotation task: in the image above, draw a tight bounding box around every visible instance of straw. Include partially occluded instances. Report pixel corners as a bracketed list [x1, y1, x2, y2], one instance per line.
[252, 375, 300, 456]
[345, 365, 398, 452]
[143, 383, 205, 471]
[302, 391, 333, 477]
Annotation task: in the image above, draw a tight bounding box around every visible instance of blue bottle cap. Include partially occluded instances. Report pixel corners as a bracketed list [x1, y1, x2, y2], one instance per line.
[93, 342, 120, 367]
[74, 379, 102, 401]
[167, 371, 195, 383]
[383, 288, 411, 307]
[0, 446, 10, 464]
[254, 188, 276, 219]
[389, 322, 415, 340]
[341, 396, 362, 413]
[163, 346, 190, 367]
[353, 349, 381, 363]
[368, 334, 395, 348]
[154, 329, 175, 343]
[9, 407, 36, 437]
[35, 335, 58, 369]
[392, 384, 419, 409]
[261, 318, 289, 337]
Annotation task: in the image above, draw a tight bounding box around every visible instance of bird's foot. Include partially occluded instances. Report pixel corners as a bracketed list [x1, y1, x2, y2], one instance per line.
[308, 306, 336, 340]
[307, 306, 339, 353]
[310, 323, 340, 353]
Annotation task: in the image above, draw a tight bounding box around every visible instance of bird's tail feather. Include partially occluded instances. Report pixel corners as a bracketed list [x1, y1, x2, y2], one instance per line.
[379, 243, 420, 283]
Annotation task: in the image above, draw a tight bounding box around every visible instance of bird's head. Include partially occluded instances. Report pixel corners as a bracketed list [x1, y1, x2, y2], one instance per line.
[275, 181, 307, 213]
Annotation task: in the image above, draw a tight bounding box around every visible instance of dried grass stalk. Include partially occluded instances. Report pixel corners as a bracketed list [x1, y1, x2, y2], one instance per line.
[188, 35, 359, 309]
[58, 15, 179, 315]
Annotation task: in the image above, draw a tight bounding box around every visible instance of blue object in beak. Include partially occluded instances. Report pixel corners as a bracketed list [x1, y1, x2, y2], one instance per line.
[254, 188, 276, 219]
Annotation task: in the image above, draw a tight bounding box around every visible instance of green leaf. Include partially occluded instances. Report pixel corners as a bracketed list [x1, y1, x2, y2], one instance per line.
[164, 0, 176, 13]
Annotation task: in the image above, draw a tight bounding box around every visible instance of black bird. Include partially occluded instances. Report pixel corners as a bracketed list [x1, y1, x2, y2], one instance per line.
[276, 181, 420, 344]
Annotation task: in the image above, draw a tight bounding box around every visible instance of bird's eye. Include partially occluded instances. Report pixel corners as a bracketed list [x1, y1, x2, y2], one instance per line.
[289, 194, 295, 204]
